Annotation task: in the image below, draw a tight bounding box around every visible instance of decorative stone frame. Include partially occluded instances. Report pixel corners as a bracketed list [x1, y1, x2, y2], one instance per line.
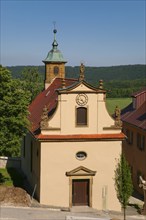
[66, 166, 96, 208]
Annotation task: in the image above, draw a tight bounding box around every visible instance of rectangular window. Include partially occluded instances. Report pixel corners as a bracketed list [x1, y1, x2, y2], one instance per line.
[76, 107, 87, 126]
[137, 133, 141, 149]
[137, 133, 145, 151]
[141, 136, 145, 151]
[126, 129, 133, 145]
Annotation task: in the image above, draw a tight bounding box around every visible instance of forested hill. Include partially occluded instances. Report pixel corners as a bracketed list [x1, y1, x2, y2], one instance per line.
[7, 64, 146, 98]
[7, 64, 145, 82]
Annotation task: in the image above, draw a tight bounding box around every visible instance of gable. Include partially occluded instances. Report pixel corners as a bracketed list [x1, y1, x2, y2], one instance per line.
[66, 166, 96, 176]
[57, 80, 106, 94]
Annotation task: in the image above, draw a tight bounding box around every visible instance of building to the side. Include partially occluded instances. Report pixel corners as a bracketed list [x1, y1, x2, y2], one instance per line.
[121, 88, 146, 195]
[21, 29, 125, 211]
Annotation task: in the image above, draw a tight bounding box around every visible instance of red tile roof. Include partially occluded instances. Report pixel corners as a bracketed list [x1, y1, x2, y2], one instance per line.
[29, 78, 77, 132]
[121, 101, 146, 130]
[36, 133, 125, 141]
[131, 87, 146, 97]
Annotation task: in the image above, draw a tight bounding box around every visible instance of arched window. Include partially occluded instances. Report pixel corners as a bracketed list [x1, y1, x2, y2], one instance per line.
[54, 66, 59, 75]
[76, 107, 87, 126]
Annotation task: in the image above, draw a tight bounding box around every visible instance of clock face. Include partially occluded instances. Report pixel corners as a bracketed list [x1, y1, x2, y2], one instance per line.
[76, 94, 88, 106]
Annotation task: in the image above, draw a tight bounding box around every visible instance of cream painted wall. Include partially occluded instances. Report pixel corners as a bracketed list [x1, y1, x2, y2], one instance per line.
[40, 141, 121, 211]
[47, 83, 118, 135]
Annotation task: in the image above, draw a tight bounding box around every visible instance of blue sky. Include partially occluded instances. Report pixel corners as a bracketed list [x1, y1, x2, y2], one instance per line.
[1, 0, 145, 67]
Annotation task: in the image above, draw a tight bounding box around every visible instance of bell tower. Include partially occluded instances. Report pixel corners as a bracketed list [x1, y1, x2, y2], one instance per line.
[43, 29, 67, 89]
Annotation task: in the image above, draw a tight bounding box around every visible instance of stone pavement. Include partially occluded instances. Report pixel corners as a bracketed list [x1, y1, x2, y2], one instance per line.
[67, 196, 146, 220]
[31, 195, 146, 220]
[68, 204, 146, 220]
[0, 196, 146, 220]
[0, 203, 146, 220]
[66, 216, 110, 220]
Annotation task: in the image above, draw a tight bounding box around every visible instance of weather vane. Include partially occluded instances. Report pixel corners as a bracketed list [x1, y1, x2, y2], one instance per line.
[53, 21, 57, 32]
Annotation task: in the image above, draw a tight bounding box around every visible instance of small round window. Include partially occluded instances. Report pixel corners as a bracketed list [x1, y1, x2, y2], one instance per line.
[76, 151, 87, 160]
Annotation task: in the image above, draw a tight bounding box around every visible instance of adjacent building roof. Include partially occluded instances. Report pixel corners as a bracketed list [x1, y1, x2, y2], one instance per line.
[131, 87, 146, 98]
[121, 88, 146, 130]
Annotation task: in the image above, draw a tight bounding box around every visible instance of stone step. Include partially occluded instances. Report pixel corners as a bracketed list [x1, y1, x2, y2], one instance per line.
[70, 206, 97, 213]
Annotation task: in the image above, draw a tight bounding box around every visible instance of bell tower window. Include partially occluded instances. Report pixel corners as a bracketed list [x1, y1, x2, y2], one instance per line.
[76, 107, 87, 126]
[54, 66, 59, 75]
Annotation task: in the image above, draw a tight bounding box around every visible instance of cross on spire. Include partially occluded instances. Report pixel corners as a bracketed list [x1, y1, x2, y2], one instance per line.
[52, 22, 58, 49]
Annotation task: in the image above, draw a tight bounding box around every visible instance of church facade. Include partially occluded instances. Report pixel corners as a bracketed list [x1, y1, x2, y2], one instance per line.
[21, 29, 125, 211]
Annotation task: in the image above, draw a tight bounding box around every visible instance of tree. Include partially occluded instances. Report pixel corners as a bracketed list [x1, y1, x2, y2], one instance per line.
[21, 67, 43, 102]
[0, 66, 30, 157]
[114, 154, 133, 220]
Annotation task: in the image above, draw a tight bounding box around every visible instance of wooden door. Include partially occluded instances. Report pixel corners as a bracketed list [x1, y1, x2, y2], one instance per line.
[72, 179, 89, 206]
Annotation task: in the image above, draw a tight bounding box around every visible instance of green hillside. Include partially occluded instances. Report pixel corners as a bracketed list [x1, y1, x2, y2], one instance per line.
[6, 64, 146, 98]
[7, 64, 145, 81]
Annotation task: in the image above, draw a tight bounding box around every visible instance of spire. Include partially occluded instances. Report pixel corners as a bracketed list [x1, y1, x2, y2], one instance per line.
[52, 28, 58, 50]
[43, 27, 67, 63]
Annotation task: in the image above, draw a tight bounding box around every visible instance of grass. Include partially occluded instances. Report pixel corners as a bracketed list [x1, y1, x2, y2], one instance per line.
[106, 98, 132, 115]
[0, 168, 24, 187]
[0, 168, 13, 186]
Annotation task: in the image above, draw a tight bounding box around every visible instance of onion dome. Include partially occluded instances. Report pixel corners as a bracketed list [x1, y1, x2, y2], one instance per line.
[43, 29, 67, 63]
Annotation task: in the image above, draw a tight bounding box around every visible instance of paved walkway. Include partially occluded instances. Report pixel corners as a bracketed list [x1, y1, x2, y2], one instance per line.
[69, 205, 146, 220]
[0, 204, 146, 220]
[67, 196, 146, 220]
[0, 196, 146, 220]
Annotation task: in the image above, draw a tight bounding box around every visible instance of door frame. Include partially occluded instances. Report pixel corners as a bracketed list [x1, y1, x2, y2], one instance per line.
[71, 177, 91, 207]
[66, 166, 96, 208]
[72, 179, 90, 206]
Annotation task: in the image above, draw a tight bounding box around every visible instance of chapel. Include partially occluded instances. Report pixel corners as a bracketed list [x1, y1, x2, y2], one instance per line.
[21, 29, 125, 211]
